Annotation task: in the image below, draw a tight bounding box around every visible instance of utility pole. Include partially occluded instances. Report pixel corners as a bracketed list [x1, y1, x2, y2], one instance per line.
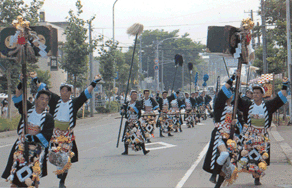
[147, 56, 149, 78]
[261, 0, 268, 73]
[113, 0, 118, 97]
[182, 60, 184, 90]
[139, 36, 142, 89]
[161, 50, 164, 91]
[286, 0, 292, 123]
[89, 21, 94, 117]
[156, 40, 159, 91]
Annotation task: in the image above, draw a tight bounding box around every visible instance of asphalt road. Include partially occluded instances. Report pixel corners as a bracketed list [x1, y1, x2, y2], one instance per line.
[0, 114, 291, 188]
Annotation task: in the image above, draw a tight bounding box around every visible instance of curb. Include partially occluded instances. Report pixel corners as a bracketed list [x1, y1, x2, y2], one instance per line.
[0, 113, 119, 139]
[271, 123, 292, 165]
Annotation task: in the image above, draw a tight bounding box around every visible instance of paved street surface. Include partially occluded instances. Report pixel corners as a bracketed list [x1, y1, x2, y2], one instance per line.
[0, 114, 291, 188]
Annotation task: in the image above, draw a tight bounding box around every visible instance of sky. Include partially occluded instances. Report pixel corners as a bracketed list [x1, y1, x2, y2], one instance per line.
[25, 0, 262, 49]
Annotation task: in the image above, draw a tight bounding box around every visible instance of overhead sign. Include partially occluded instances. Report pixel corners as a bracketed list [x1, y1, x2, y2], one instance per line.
[154, 65, 159, 70]
[154, 58, 159, 64]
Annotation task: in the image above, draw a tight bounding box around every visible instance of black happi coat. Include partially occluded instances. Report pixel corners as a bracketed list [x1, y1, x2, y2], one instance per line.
[203, 85, 239, 173]
[141, 97, 159, 110]
[121, 100, 146, 141]
[2, 99, 54, 180]
[183, 97, 196, 109]
[48, 89, 91, 163]
[237, 91, 287, 165]
[157, 94, 176, 110]
[197, 95, 212, 106]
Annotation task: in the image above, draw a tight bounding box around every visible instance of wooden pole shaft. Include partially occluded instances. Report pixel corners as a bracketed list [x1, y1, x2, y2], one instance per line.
[116, 33, 139, 148]
[232, 58, 242, 119]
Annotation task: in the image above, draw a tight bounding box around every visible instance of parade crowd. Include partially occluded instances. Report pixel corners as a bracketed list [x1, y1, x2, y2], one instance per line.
[1, 70, 289, 188]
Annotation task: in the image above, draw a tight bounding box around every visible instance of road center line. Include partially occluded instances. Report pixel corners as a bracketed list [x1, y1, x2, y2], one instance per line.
[0, 143, 13, 149]
[175, 142, 209, 188]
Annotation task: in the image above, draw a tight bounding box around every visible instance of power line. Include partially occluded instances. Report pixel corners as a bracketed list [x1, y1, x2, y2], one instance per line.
[92, 20, 243, 30]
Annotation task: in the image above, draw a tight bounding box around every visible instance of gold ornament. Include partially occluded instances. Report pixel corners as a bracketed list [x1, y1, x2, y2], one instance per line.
[258, 162, 267, 171]
[262, 152, 269, 159]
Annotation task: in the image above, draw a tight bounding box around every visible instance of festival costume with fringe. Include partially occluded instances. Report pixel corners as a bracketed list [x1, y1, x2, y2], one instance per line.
[237, 91, 287, 179]
[140, 97, 159, 140]
[183, 97, 197, 128]
[37, 83, 92, 175]
[198, 94, 212, 120]
[169, 94, 185, 131]
[203, 85, 240, 186]
[121, 101, 147, 152]
[2, 97, 54, 187]
[157, 94, 176, 134]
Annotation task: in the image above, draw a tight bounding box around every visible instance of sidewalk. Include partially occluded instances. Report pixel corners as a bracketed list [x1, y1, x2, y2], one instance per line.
[271, 123, 292, 164]
[0, 112, 119, 139]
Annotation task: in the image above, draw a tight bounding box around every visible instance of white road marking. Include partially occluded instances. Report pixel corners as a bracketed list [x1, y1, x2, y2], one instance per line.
[271, 130, 284, 142]
[175, 142, 209, 188]
[145, 141, 176, 150]
[0, 143, 13, 149]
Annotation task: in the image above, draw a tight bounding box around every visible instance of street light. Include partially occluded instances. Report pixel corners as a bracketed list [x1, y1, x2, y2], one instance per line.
[155, 37, 179, 91]
[113, 0, 118, 99]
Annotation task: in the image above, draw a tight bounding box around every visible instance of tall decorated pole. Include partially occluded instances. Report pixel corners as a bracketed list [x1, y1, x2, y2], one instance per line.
[171, 54, 183, 91]
[206, 18, 254, 138]
[0, 15, 58, 187]
[194, 72, 198, 92]
[202, 74, 209, 89]
[116, 23, 144, 148]
[230, 18, 254, 138]
[188, 62, 193, 94]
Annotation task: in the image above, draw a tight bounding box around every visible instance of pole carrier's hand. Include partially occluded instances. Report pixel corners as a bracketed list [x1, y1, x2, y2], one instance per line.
[17, 82, 22, 90]
[227, 73, 236, 86]
[90, 78, 102, 87]
[282, 80, 290, 90]
[25, 134, 38, 143]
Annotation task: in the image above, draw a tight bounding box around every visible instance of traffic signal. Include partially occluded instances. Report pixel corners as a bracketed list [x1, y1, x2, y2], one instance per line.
[0, 25, 58, 58]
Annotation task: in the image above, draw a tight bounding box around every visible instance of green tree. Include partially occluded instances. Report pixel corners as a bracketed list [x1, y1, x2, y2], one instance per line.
[0, 0, 44, 27]
[61, 0, 100, 96]
[98, 39, 117, 99]
[253, 0, 291, 75]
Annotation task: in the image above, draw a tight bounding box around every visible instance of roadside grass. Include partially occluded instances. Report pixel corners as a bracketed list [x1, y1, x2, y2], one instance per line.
[0, 115, 21, 132]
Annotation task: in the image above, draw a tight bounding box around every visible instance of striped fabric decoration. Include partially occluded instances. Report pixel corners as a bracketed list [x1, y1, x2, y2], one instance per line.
[39, 111, 47, 130]
[18, 107, 34, 135]
[263, 103, 269, 129]
[211, 131, 220, 170]
[69, 100, 74, 129]
[53, 99, 62, 119]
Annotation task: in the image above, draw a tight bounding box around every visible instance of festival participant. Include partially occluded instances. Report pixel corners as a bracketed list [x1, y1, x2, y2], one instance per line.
[198, 91, 212, 120]
[2, 82, 54, 187]
[169, 91, 185, 132]
[203, 73, 242, 188]
[236, 78, 288, 186]
[30, 72, 101, 188]
[192, 91, 202, 122]
[242, 87, 253, 101]
[157, 91, 176, 137]
[121, 90, 149, 155]
[140, 89, 159, 143]
[183, 92, 197, 128]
